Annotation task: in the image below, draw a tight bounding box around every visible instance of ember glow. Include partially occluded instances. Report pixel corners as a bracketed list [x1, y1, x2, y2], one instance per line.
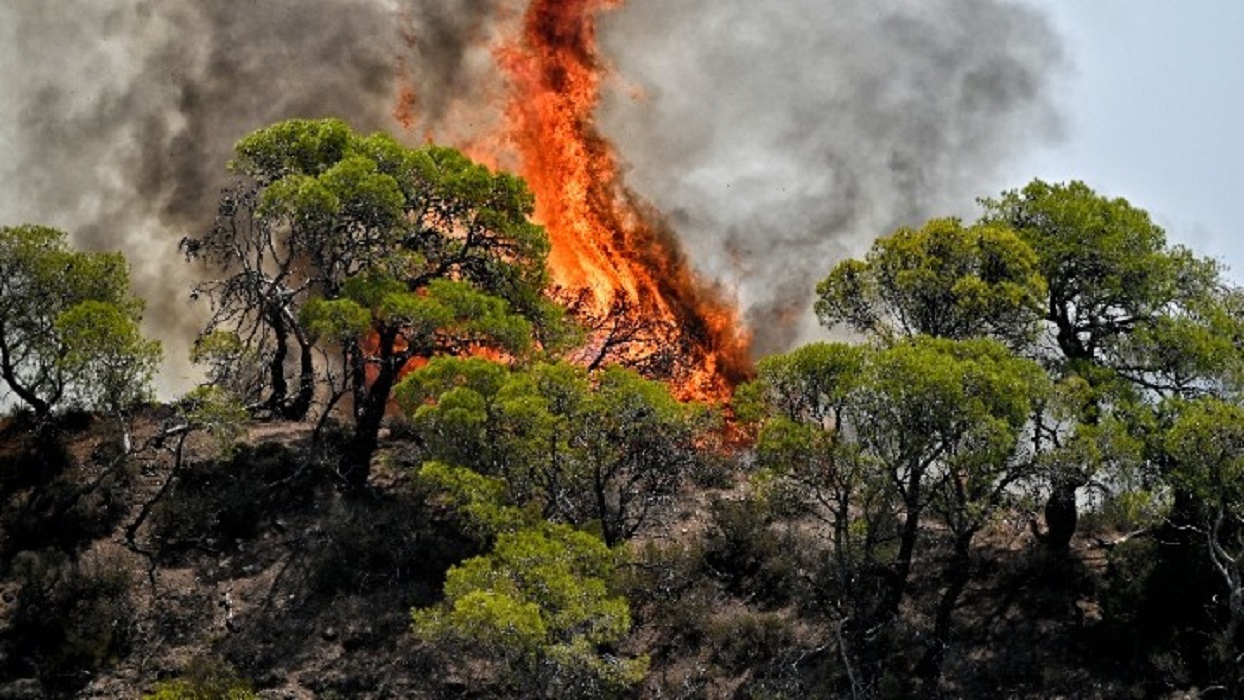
[400, 0, 753, 401]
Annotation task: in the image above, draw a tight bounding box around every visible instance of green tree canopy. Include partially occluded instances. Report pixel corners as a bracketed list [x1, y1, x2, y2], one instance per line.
[412, 521, 646, 697]
[396, 358, 708, 546]
[816, 180, 1244, 552]
[183, 119, 569, 488]
[413, 459, 647, 696]
[742, 335, 1048, 686]
[980, 179, 1237, 392]
[980, 179, 1244, 549]
[1164, 396, 1244, 671]
[0, 225, 160, 421]
[815, 217, 1046, 347]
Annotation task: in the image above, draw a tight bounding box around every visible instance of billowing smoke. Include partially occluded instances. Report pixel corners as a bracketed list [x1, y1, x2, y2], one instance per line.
[0, 0, 1063, 390]
[596, 0, 1064, 354]
[0, 1, 501, 390]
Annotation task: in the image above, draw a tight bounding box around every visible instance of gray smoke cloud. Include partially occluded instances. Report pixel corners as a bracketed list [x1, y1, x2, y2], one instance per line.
[597, 0, 1065, 354]
[0, 0, 504, 392]
[0, 0, 1064, 393]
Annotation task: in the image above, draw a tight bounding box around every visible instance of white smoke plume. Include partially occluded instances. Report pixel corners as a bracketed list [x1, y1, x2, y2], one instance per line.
[597, 0, 1064, 353]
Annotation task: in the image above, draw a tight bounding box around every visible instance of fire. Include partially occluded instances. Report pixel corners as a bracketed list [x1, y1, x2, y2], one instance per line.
[399, 0, 753, 401]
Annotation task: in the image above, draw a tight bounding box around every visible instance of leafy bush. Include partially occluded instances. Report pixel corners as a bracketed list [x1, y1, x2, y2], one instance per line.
[1100, 534, 1224, 690]
[4, 549, 133, 693]
[150, 442, 311, 556]
[615, 539, 718, 661]
[702, 497, 798, 608]
[306, 490, 470, 600]
[708, 612, 796, 673]
[413, 523, 648, 697]
[0, 420, 133, 556]
[144, 657, 256, 699]
[0, 420, 74, 496]
[1078, 487, 1170, 535]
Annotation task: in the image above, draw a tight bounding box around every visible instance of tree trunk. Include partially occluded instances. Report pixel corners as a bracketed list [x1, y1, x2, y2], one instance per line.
[1043, 478, 1079, 552]
[594, 464, 620, 548]
[265, 311, 290, 413]
[282, 338, 315, 421]
[340, 334, 400, 492]
[878, 464, 924, 621]
[341, 378, 393, 491]
[1044, 302, 1098, 553]
[916, 529, 976, 691]
[0, 329, 52, 417]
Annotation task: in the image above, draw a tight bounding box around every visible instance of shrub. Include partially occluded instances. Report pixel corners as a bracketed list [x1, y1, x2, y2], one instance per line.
[4, 549, 133, 693]
[149, 442, 311, 557]
[702, 497, 798, 607]
[708, 612, 796, 673]
[306, 491, 469, 600]
[144, 657, 256, 699]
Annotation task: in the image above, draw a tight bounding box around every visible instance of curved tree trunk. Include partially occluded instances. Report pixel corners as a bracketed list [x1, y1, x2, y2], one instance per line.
[340, 331, 401, 491]
[877, 463, 924, 622]
[265, 310, 290, 413]
[282, 337, 315, 421]
[0, 326, 53, 417]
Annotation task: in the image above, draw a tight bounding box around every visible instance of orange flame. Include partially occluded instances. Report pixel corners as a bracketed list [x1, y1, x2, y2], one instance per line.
[400, 0, 753, 401]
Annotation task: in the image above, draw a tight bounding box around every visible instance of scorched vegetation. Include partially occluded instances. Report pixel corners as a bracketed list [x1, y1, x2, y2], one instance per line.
[1, 122, 1243, 699]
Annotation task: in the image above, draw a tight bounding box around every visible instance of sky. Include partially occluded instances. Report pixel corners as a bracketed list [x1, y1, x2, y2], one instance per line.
[1012, 1, 1244, 281]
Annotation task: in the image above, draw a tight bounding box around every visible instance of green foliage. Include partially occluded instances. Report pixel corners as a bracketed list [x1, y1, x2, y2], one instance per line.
[417, 461, 530, 538]
[190, 331, 264, 403]
[815, 217, 1045, 346]
[143, 657, 256, 700]
[862, 336, 1045, 444]
[55, 300, 161, 415]
[186, 118, 567, 473]
[702, 496, 799, 607]
[746, 342, 865, 425]
[0, 224, 161, 417]
[222, 118, 559, 328]
[1101, 537, 1163, 630]
[980, 179, 1241, 392]
[399, 359, 708, 545]
[1163, 397, 1244, 672]
[145, 681, 255, 700]
[1165, 397, 1244, 505]
[1039, 378, 1152, 515]
[6, 549, 133, 693]
[299, 297, 373, 342]
[302, 276, 534, 357]
[232, 117, 353, 182]
[412, 395, 655, 696]
[794, 177, 1244, 688]
[744, 334, 1049, 686]
[981, 180, 1174, 331]
[753, 337, 1046, 523]
[176, 385, 250, 458]
[413, 522, 647, 696]
[819, 179, 1244, 561]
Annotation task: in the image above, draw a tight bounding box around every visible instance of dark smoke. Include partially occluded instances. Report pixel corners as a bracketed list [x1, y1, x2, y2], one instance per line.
[0, 0, 1064, 391]
[396, 0, 511, 130]
[597, 0, 1065, 354]
[0, 1, 499, 391]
